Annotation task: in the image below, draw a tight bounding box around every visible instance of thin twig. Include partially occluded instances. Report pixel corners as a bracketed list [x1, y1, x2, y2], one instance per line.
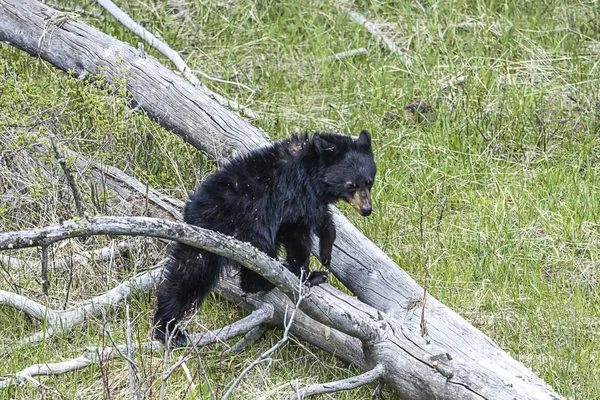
[50, 135, 84, 217]
[221, 275, 308, 400]
[188, 338, 217, 400]
[187, 306, 274, 347]
[40, 245, 49, 295]
[63, 246, 74, 308]
[223, 325, 267, 355]
[191, 69, 255, 94]
[159, 319, 172, 400]
[342, 9, 412, 66]
[162, 354, 193, 383]
[371, 381, 385, 400]
[95, 0, 257, 119]
[103, 320, 142, 391]
[314, 48, 369, 63]
[287, 364, 385, 399]
[126, 304, 140, 400]
[421, 242, 429, 337]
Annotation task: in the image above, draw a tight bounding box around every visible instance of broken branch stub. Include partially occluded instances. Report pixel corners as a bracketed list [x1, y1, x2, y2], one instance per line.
[0, 0, 563, 398]
[0, 216, 561, 399]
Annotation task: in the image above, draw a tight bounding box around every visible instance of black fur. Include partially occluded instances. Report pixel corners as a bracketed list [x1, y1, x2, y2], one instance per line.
[153, 131, 377, 343]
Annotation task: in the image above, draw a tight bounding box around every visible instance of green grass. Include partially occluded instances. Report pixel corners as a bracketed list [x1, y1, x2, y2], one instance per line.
[1, 0, 600, 398]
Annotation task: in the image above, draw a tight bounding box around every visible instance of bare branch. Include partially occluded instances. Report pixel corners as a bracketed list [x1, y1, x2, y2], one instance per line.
[421, 242, 430, 337]
[188, 339, 216, 400]
[342, 9, 412, 66]
[10, 261, 166, 344]
[316, 48, 369, 63]
[96, 0, 257, 119]
[0, 290, 50, 321]
[187, 305, 274, 347]
[287, 364, 384, 399]
[224, 325, 267, 355]
[191, 69, 256, 94]
[371, 381, 384, 399]
[125, 304, 141, 400]
[222, 276, 307, 400]
[0, 342, 162, 390]
[161, 354, 193, 392]
[50, 135, 84, 217]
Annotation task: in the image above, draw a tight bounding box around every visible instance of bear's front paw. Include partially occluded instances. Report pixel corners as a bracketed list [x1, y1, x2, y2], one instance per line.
[307, 271, 329, 287]
[319, 249, 332, 268]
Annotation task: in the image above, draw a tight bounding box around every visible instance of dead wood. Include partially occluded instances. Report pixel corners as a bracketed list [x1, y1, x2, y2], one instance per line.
[0, 0, 565, 398]
[96, 0, 257, 119]
[29, 138, 367, 368]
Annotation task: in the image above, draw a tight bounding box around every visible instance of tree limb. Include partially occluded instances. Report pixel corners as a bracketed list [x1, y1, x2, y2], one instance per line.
[1, 261, 165, 344]
[0, 290, 50, 322]
[0, 0, 564, 397]
[223, 325, 267, 355]
[95, 0, 257, 119]
[341, 8, 412, 66]
[0, 216, 556, 399]
[187, 306, 274, 347]
[0, 342, 162, 390]
[287, 364, 384, 400]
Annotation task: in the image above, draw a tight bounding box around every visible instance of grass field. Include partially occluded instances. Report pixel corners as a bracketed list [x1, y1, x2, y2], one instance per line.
[1, 0, 599, 398]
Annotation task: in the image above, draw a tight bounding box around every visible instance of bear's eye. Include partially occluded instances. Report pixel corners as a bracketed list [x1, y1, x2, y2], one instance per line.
[345, 182, 357, 190]
[365, 179, 373, 187]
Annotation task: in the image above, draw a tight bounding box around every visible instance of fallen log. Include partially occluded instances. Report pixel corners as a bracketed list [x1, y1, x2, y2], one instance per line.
[0, 0, 563, 398]
[3, 133, 367, 389]
[0, 216, 501, 399]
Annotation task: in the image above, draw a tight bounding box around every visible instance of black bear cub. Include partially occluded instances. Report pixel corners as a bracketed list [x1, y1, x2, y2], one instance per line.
[154, 130, 377, 343]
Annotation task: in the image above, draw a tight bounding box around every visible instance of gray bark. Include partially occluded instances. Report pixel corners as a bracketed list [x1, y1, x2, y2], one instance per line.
[0, 0, 563, 398]
[0, 0, 266, 162]
[0, 216, 527, 399]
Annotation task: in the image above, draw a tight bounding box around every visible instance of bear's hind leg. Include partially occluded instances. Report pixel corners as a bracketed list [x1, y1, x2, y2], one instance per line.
[153, 243, 219, 344]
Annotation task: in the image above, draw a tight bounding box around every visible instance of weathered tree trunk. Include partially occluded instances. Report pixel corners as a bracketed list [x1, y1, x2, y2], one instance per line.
[0, 0, 563, 398]
[28, 139, 367, 369]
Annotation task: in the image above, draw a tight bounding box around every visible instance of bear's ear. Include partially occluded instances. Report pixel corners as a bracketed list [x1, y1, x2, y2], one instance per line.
[313, 136, 337, 161]
[356, 130, 372, 152]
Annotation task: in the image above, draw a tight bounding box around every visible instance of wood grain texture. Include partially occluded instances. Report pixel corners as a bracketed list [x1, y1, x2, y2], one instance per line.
[0, 0, 563, 398]
[0, 0, 267, 161]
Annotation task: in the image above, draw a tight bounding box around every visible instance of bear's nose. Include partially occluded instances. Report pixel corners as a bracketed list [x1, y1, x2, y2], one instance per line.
[360, 206, 372, 216]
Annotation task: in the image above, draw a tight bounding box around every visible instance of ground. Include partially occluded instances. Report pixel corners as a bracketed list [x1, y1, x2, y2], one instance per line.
[0, 0, 599, 398]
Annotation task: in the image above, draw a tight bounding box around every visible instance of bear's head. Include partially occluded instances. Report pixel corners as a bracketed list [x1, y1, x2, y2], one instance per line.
[314, 130, 377, 216]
